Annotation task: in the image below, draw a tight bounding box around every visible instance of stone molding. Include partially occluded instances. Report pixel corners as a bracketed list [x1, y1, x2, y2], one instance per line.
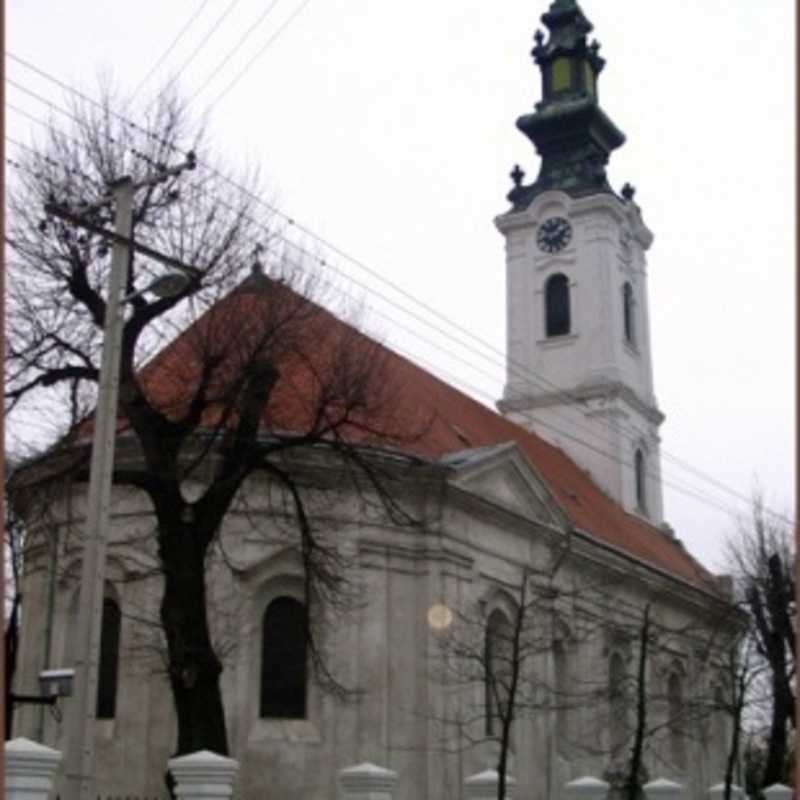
[499, 378, 664, 426]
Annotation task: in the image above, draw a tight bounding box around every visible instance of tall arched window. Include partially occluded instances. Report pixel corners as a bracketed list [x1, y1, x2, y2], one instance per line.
[96, 597, 121, 719]
[668, 672, 687, 769]
[623, 282, 635, 344]
[635, 449, 647, 511]
[608, 652, 627, 756]
[545, 274, 570, 337]
[713, 685, 728, 763]
[553, 638, 569, 744]
[484, 609, 512, 736]
[260, 597, 307, 719]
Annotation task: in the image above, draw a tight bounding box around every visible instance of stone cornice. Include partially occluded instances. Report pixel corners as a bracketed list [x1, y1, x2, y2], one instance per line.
[499, 378, 665, 426]
[495, 189, 653, 251]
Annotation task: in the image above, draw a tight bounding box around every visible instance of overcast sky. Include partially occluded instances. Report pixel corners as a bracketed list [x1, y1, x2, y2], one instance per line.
[8, 0, 795, 571]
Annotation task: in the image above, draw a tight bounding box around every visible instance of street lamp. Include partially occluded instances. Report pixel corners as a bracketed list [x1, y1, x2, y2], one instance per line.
[62, 176, 189, 800]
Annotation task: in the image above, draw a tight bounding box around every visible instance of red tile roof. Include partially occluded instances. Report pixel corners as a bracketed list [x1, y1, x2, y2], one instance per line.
[137, 275, 717, 594]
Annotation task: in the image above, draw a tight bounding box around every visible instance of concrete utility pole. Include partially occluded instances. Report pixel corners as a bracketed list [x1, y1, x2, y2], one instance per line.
[62, 175, 134, 800]
[49, 154, 195, 800]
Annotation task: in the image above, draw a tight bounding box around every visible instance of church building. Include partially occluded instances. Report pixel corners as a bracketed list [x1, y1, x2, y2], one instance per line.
[13, 3, 737, 800]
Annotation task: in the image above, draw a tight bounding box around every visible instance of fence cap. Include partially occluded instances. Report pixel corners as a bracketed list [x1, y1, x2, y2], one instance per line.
[566, 777, 611, 790]
[645, 779, 684, 790]
[339, 763, 398, 779]
[465, 769, 517, 787]
[5, 738, 62, 761]
[708, 784, 744, 797]
[763, 786, 794, 799]
[168, 750, 238, 771]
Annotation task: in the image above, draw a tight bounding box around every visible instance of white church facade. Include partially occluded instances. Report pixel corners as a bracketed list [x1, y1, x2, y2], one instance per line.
[13, 2, 737, 800]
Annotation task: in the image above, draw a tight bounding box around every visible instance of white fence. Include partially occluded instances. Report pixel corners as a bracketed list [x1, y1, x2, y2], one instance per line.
[4, 738, 794, 800]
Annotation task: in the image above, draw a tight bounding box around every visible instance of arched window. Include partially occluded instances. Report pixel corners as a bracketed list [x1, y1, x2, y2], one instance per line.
[623, 282, 635, 344]
[260, 597, 307, 719]
[96, 597, 121, 719]
[484, 609, 512, 736]
[668, 672, 687, 769]
[545, 274, 570, 337]
[635, 449, 647, 511]
[553, 638, 570, 744]
[713, 685, 728, 762]
[608, 652, 627, 756]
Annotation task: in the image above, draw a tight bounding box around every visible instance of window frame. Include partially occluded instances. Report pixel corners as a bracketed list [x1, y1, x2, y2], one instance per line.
[259, 595, 308, 720]
[96, 596, 121, 720]
[544, 273, 571, 338]
[623, 281, 636, 346]
[635, 448, 647, 512]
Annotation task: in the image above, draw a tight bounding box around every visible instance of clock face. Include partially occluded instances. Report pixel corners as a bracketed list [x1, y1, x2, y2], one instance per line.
[537, 216, 572, 253]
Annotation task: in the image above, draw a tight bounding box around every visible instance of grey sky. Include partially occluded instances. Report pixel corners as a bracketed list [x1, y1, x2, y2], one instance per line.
[7, 0, 795, 570]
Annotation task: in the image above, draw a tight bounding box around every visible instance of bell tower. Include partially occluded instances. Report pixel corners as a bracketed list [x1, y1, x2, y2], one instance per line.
[496, 0, 665, 524]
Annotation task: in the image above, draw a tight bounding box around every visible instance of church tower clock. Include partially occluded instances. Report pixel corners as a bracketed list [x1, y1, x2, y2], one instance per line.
[496, 0, 665, 524]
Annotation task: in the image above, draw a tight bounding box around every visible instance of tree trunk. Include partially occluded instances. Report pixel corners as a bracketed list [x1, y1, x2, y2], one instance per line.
[723, 668, 744, 800]
[4, 593, 20, 739]
[626, 605, 650, 800]
[159, 525, 228, 757]
[762, 672, 789, 786]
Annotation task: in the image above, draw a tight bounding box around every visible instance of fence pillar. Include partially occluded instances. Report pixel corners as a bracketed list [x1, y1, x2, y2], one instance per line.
[763, 785, 793, 800]
[168, 750, 239, 800]
[644, 779, 683, 800]
[5, 737, 62, 800]
[338, 763, 398, 800]
[464, 769, 516, 800]
[708, 783, 745, 800]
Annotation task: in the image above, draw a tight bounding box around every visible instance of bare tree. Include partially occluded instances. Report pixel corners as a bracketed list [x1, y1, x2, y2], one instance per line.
[726, 493, 795, 787]
[599, 596, 743, 800]
[5, 479, 25, 739]
[433, 564, 565, 800]
[6, 87, 424, 758]
[433, 554, 739, 800]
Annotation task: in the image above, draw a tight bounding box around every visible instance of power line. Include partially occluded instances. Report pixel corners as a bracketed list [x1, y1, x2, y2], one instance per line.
[2, 87, 775, 524]
[7, 55, 179, 152]
[3, 69, 792, 528]
[131, 0, 214, 100]
[309, 262, 759, 527]
[205, 0, 314, 110]
[158, 0, 245, 99]
[7, 78, 84, 128]
[7, 133, 785, 532]
[187, 0, 282, 105]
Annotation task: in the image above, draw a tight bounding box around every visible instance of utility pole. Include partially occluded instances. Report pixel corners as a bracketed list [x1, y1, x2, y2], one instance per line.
[1, 0, 7, 795]
[52, 154, 195, 800]
[62, 175, 134, 800]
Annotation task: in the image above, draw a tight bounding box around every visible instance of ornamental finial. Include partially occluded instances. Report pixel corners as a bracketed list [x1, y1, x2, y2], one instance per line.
[251, 243, 265, 276]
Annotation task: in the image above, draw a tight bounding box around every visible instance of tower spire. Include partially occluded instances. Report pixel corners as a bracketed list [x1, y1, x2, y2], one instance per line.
[507, 0, 625, 210]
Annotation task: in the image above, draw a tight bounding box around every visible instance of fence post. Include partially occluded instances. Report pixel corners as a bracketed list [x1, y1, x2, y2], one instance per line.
[338, 763, 398, 800]
[763, 785, 793, 800]
[565, 776, 610, 800]
[708, 783, 745, 800]
[168, 750, 239, 800]
[5, 737, 62, 800]
[464, 769, 516, 800]
[644, 779, 683, 800]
